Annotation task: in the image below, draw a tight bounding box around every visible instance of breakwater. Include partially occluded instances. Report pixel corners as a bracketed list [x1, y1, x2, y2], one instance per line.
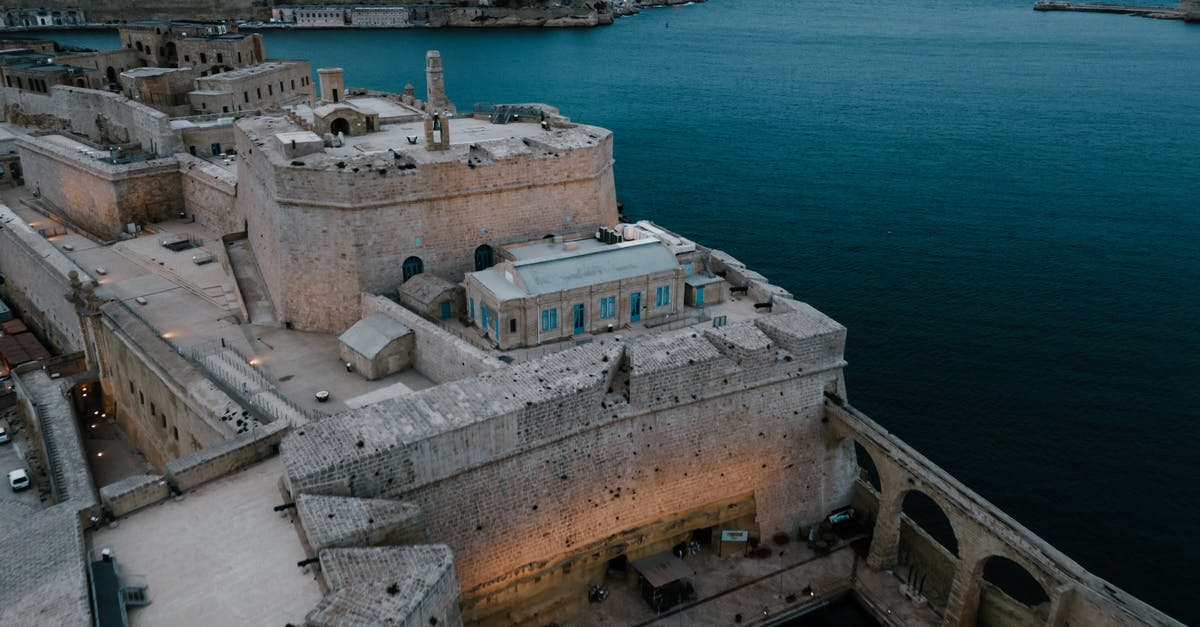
[1033, 1, 1185, 19]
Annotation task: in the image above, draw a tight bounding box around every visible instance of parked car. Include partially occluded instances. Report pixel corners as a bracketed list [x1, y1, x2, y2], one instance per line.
[0, 425, 9, 444]
[8, 468, 30, 491]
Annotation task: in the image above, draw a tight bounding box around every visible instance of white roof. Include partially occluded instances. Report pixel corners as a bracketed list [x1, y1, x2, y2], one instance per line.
[338, 313, 411, 359]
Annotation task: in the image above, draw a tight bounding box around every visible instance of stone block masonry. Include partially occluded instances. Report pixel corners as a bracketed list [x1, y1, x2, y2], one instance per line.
[281, 302, 852, 620]
[310, 546, 462, 627]
[163, 415, 289, 492]
[361, 293, 504, 384]
[178, 152, 240, 236]
[296, 494, 425, 552]
[18, 137, 183, 240]
[0, 203, 92, 354]
[100, 473, 171, 518]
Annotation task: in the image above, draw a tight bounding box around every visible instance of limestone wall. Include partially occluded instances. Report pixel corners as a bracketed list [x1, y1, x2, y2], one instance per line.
[238, 120, 617, 332]
[18, 137, 182, 239]
[0, 203, 91, 353]
[5, 86, 183, 155]
[361, 293, 504, 383]
[99, 473, 170, 518]
[178, 153, 240, 235]
[282, 305, 851, 616]
[88, 302, 240, 470]
[164, 419, 289, 492]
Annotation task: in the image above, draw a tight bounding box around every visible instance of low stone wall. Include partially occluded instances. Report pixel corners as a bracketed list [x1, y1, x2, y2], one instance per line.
[360, 293, 504, 384]
[3, 85, 182, 155]
[99, 473, 170, 518]
[164, 419, 289, 492]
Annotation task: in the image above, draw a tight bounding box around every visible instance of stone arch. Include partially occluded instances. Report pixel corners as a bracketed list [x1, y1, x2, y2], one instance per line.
[474, 244, 494, 271]
[402, 256, 424, 282]
[165, 41, 177, 62]
[853, 440, 882, 493]
[900, 489, 959, 557]
[135, 41, 144, 53]
[950, 553, 1056, 627]
[330, 117, 350, 136]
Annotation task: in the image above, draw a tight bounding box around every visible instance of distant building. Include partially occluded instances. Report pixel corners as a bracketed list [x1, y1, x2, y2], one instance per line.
[1, 8, 86, 28]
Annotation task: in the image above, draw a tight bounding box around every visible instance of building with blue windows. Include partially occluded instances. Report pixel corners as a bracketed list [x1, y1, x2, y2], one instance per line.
[463, 231, 689, 350]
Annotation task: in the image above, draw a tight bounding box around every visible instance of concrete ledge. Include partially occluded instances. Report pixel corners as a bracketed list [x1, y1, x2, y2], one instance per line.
[100, 473, 170, 518]
[166, 419, 290, 492]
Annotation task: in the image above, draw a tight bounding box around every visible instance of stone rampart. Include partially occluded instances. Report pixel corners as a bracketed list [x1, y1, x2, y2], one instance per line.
[310, 546, 462, 627]
[178, 152, 240, 235]
[237, 118, 617, 332]
[164, 418, 289, 492]
[5, 86, 182, 155]
[89, 302, 240, 469]
[0, 203, 91, 353]
[99, 473, 170, 518]
[281, 304, 851, 617]
[361, 293, 504, 383]
[18, 137, 182, 240]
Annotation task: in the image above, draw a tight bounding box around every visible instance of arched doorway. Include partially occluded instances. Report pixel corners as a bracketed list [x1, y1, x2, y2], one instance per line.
[105, 66, 116, 84]
[853, 441, 882, 492]
[165, 41, 177, 64]
[402, 256, 423, 282]
[474, 244, 494, 271]
[975, 556, 1052, 626]
[330, 118, 350, 136]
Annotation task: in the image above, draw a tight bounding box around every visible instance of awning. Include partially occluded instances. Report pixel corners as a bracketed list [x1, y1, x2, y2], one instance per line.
[632, 552, 695, 588]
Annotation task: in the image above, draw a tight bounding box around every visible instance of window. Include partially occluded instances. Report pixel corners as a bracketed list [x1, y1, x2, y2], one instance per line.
[217, 53, 223, 63]
[510, 318, 517, 333]
[161, 414, 166, 428]
[600, 296, 616, 319]
[200, 52, 207, 63]
[480, 305, 489, 330]
[243, 91, 249, 103]
[468, 297, 475, 321]
[656, 285, 671, 307]
[684, 262, 692, 275]
[256, 87, 261, 99]
[291, 79, 295, 90]
[237, 51, 242, 63]
[268, 84, 272, 96]
[173, 426, 179, 441]
[129, 381, 135, 394]
[541, 308, 558, 332]
[150, 402, 156, 415]
[139, 391, 144, 405]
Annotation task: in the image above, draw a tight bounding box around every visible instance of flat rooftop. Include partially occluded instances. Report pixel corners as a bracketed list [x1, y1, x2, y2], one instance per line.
[198, 60, 303, 83]
[88, 457, 323, 626]
[0, 184, 435, 421]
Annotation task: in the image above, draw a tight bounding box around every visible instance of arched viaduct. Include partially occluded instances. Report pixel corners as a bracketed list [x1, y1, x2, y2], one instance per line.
[825, 396, 1182, 627]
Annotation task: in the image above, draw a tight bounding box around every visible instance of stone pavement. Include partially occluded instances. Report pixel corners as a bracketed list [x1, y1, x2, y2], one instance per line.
[89, 456, 323, 626]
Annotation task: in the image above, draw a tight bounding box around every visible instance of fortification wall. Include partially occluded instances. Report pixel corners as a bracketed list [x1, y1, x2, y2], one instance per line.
[87, 302, 240, 471]
[361, 293, 504, 383]
[164, 418, 288, 491]
[18, 138, 182, 239]
[99, 473, 170, 518]
[0, 203, 91, 353]
[178, 153, 240, 235]
[282, 306, 851, 619]
[238, 120, 617, 332]
[7, 86, 182, 154]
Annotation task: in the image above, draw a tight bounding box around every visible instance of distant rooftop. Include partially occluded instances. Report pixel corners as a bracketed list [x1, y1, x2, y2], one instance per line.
[197, 60, 302, 83]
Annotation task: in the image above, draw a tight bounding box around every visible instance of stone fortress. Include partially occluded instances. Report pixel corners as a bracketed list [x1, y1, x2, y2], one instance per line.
[0, 33, 1187, 627]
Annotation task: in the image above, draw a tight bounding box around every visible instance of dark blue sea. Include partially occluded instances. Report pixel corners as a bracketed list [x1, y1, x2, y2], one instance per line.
[29, 1, 1200, 621]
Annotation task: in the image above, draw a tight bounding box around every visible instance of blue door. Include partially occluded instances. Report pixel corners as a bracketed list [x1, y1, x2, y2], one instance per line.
[440, 301, 452, 320]
[630, 292, 641, 322]
[695, 286, 705, 307]
[573, 303, 586, 334]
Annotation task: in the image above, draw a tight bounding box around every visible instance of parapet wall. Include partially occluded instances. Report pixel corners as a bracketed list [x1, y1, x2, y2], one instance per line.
[361, 293, 504, 384]
[164, 418, 289, 492]
[3, 86, 183, 155]
[0, 203, 91, 354]
[99, 473, 170, 518]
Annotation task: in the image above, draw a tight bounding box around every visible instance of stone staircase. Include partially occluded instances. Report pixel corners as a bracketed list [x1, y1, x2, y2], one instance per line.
[198, 348, 310, 427]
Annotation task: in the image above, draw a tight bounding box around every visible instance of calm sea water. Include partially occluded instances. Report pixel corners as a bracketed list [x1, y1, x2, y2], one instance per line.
[29, 1, 1200, 620]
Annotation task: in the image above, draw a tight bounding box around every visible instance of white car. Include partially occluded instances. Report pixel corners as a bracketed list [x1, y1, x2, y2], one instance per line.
[8, 468, 29, 491]
[0, 426, 9, 444]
